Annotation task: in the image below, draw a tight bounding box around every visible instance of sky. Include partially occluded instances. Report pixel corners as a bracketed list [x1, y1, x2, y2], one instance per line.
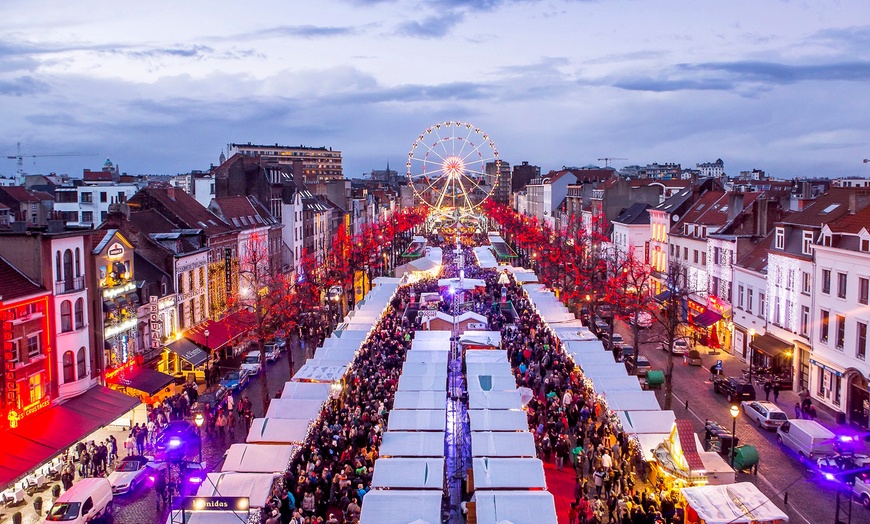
[1, 0, 870, 181]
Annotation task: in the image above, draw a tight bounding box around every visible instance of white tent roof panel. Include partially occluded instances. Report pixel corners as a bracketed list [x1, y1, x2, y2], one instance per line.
[197, 472, 278, 508]
[402, 362, 448, 377]
[379, 431, 446, 458]
[465, 350, 508, 364]
[466, 362, 513, 378]
[466, 374, 518, 392]
[468, 390, 523, 410]
[359, 490, 442, 524]
[472, 458, 547, 489]
[221, 444, 297, 474]
[264, 398, 324, 420]
[292, 362, 347, 383]
[680, 483, 788, 524]
[410, 339, 451, 352]
[590, 374, 642, 393]
[405, 350, 450, 364]
[459, 331, 501, 347]
[473, 490, 557, 524]
[469, 410, 529, 432]
[387, 409, 446, 432]
[471, 432, 536, 458]
[281, 382, 331, 402]
[394, 390, 447, 410]
[412, 331, 452, 340]
[246, 418, 309, 445]
[370, 458, 445, 490]
[601, 390, 661, 412]
[397, 374, 447, 392]
[618, 410, 676, 435]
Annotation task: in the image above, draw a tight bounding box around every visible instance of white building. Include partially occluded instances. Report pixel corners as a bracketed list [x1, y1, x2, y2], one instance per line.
[523, 170, 579, 227]
[611, 203, 651, 263]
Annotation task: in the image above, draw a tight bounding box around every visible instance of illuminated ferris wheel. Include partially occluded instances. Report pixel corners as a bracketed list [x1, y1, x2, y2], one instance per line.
[407, 121, 499, 227]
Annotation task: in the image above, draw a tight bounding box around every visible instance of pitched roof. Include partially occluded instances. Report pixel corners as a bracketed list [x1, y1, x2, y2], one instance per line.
[209, 195, 277, 229]
[734, 231, 773, 274]
[0, 186, 53, 203]
[0, 255, 46, 301]
[826, 201, 870, 234]
[83, 169, 114, 182]
[779, 187, 864, 228]
[129, 187, 233, 236]
[675, 190, 726, 226]
[613, 203, 651, 225]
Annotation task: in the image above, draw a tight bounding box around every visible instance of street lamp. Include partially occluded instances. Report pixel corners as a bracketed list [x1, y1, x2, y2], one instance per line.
[748, 328, 755, 384]
[729, 405, 739, 468]
[204, 329, 210, 387]
[194, 412, 204, 464]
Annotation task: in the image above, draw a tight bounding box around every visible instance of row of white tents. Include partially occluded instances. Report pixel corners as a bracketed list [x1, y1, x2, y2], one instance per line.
[172, 279, 404, 524]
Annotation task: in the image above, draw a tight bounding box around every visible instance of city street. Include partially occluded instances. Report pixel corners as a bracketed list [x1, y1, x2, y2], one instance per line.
[615, 321, 870, 524]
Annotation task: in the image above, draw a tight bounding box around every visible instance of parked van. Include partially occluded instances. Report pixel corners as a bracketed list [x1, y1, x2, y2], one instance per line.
[776, 419, 836, 460]
[43, 477, 114, 523]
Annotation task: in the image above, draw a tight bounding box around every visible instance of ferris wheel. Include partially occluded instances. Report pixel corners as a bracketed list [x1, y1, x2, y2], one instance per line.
[407, 121, 500, 220]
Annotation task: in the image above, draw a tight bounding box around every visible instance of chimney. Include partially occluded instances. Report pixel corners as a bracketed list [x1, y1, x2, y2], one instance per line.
[166, 187, 176, 200]
[754, 196, 769, 237]
[727, 191, 745, 223]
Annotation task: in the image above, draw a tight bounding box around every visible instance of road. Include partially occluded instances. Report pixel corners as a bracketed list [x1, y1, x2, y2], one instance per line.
[111, 335, 309, 524]
[617, 321, 870, 524]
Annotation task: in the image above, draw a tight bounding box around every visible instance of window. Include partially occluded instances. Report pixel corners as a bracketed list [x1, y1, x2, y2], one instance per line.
[863, 238, 870, 252]
[858, 322, 867, 360]
[820, 310, 830, 343]
[787, 270, 795, 291]
[81, 211, 93, 223]
[76, 347, 87, 379]
[80, 192, 92, 203]
[55, 251, 61, 281]
[822, 269, 831, 294]
[100, 192, 107, 203]
[838, 273, 847, 299]
[81, 497, 93, 515]
[747, 289, 753, 313]
[785, 299, 793, 328]
[693, 250, 699, 263]
[714, 247, 721, 264]
[802, 231, 813, 255]
[63, 249, 73, 284]
[802, 272, 811, 294]
[823, 234, 832, 247]
[28, 374, 43, 404]
[774, 299, 782, 326]
[27, 335, 40, 358]
[759, 293, 767, 318]
[702, 252, 707, 266]
[683, 247, 688, 260]
[801, 305, 810, 336]
[738, 285, 744, 309]
[775, 227, 785, 249]
[859, 277, 869, 305]
[118, 192, 126, 203]
[836, 315, 846, 349]
[60, 300, 72, 332]
[75, 248, 81, 277]
[63, 350, 75, 382]
[74, 298, 84, 329]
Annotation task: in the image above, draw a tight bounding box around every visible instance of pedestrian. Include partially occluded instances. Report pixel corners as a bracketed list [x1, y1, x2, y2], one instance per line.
[773, 382, 781, 403]
[794, 402, 802, 419]
[763, 380, 772, 401]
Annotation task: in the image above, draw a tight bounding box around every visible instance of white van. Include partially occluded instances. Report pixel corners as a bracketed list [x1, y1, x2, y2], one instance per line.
[43, 477, 114, 523]
[776, 419, 836, 460]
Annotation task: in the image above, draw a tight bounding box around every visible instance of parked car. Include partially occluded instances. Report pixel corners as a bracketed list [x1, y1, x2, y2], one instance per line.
[191, 386, 230, 416]
[740, 401, 789, 430]
[593, 320, 610, 337]
[634, 355, 651, 376]
[153, 420, 202, 462]
[712, 376, 756, 403]
[107, 455, 165, 495]
[220, 369, 250, 391]
[265, 343, 281, 362]
[671, 339, 689, 355]
[630, 311, 654, 328]
[776, 419, 836, 460]
[241, 351, 262, 375]
[852, 475, 870, 508]
[43, 477, 114, 523]
[597, 304, 614, 318]
[605, 333, 625, 349]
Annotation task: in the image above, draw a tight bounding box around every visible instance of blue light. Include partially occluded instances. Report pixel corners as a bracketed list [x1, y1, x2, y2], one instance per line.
[838, 435, 854, 442]
[189, 476, 202, 484]
[168, 437, 182, 448]
[824, 473, 836, 481]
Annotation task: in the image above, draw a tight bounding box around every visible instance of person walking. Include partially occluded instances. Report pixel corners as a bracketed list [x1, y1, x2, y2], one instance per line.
[773, 382, 781, 404]
[763, 380, 772, 401]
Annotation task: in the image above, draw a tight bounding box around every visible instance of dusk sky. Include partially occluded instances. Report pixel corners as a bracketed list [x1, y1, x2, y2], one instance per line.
[2, 0, 869, 180]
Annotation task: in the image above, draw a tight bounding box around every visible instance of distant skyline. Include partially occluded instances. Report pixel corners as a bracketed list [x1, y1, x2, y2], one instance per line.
[2, 1, 870, 181]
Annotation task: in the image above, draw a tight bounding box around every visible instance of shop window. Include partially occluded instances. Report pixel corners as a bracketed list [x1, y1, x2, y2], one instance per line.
[63, 351, 75, 383]
[60, 300, 72, 333]
[28, 374, 43, 404]
[834, 374, 842, 406]
[77, 347, 87, 379]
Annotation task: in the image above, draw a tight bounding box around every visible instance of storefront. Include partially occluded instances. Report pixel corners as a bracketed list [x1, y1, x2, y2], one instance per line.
[846, 370, 869, 429]
[106, 359, 176, 404]
[162, 337, 209, 385]
[94, 232, 140, 372]
[749, 333, 794, 388]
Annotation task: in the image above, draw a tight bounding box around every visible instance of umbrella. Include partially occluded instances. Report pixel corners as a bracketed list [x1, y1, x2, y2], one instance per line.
[709, 324, 720, 349]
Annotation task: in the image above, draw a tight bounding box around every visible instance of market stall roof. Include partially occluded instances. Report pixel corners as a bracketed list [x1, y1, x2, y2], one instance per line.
[466, 374, 518, 392]
[636, 433, 670, 462]
[618, 410, 676, 435]
[312, 346, 357, 365]
[581, 361, 630, 377]
[404, 350, 450, 364]
[513, 271, 539, 283]
[600, 390, 661, 412]
[490, 241, 518, 259]
[410, 339, 451, 352]
[472, 458, 547, 489]
[280, 382, 332, 402]
[590, 374, 642, 394]
[469, 410, 529, 432]
[387, 409, 446, 432]
[394, 391, 447, 410]
[197, 472, 278, 508]
[380, 431, 446, 458]
[109, 367, 175, 396]
[0, 386, 140, 489]
[459, 331, 501, 347]
[264, 398, 325, 421]
[552, 326, 598, 341]
[412, 330, 452, 340]
[454, 311, 489, 325]
[372, 276, 402, 286]
[468, 390, 523, 410]
[165, 337, 209, 367]
[397, 374, 447, 392]
[680, 483, 789, 524]
[185, 312, 252, 351]
[438, 277, 486, 289]
[473, 490, 557, 524]
[465, 350, 508, 364]
[359, 490, 443, 524]
[323, 330, 367, 344]
[466, 361, 513, 377]
[246, 418, 309, 444]
[371, 458, 445, 490]
[292, 361, 347, 383]
[471, 431, 536, 458]
[570, 352, 621, 370]
[402, 362, 448, 377]
[221, 444, 297, 474]
[698, 451, 737, 486]
[473, 246, 499, 269]
[564, 339, 606, 356]
[408, 257, 441, 272]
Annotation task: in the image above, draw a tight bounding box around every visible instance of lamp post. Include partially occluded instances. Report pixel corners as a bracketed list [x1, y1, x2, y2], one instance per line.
[748, 328, 755, 384]
[729, 405, 739, 468]
[194, 412, 204, 464]
[203, 329, 210, 387]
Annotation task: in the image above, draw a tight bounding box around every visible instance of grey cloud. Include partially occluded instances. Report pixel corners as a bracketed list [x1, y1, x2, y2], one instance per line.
[609, 76, 736, 92]
[811, 26, 870, 55]
[684, 60, 870, 83]
[0, 76, 48, 96]
[398, 12, 465, 38]
[121, 45, 214, 59]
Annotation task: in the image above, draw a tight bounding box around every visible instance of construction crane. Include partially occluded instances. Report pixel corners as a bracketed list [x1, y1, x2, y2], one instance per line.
[598, 157, 627, 168]
[5, 142, 98, 181]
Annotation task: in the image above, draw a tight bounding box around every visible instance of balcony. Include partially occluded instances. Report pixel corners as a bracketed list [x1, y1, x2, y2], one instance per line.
[55, 276, 85, 295]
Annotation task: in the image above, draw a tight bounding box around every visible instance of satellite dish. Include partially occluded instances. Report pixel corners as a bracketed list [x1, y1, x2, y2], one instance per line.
[672, 215, 680, 222]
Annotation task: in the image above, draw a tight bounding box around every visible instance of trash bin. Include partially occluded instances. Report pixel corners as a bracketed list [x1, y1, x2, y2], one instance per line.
[732, 445, 759, 471]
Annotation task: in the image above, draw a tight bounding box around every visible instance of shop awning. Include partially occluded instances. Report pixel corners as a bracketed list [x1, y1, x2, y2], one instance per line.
[111, 367, 176, 396]
[654, 290, 672, 302]
[0, 386, 140, 490]
[166, 337, 209, 367]
[692, 309, 722, 327]
[491, 241, 518, 259]
[186, 311, 254, 351]
[751, 333, 792, 358]
[103, 300, 117, 311]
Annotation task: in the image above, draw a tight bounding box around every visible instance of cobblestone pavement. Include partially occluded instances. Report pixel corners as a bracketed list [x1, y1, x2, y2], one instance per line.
[616, 321, 870, 524]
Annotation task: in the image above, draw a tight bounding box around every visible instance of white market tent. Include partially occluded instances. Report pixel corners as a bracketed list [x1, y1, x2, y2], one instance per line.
[292, 361, 347, 383]
[265, 398, 325, 420]
[466, 374, 518, 392]
[636, 433, 670, 462]
[372, 276, 403, 286]
[618, 410, 676, 435]
[405, 350, 450, 364]
[379, 431, 446, 458]
[387, 409, 447, 432]
[513, 271, 539, 284]
[323, 330, 368, 345]
[583, 362, 633, 377]
[601, 390, 661, 412]
[590, 375, 642, 394]
[468, 390, 523, 410]
[472, 458, 547, 489]
[359, 490, 443, 524]
[334, 322, 373, 333]
[473, 490, 558, 524]
[699, 452, 737, 485]
[469, 410, 529, 432]
[455, 311, 490, 325]
[410, 339, 451, 352]
[460, 331, 502, 347]
[573, 353, 622, 371]
[564, 339, 606, 356]
[465, 350, 508, 364]
[397, 374, 447, 392]
[246, 418, 309, 445]
[413, 331, 452, 341]
[680, 483, 789, 524]
[221, 444, 297, 474]
[438, 277, 486, 289]
[473, 246, 499, 269]
[394, 390, 447, 410]
[312, 346, 357, 365]
[466, 362, 513, 378]
[471, 431, 536, 458]
[197, 472, 279, 508]
[281, 382, 331, 401]
[551, 325, 596, 342]
[371, 458, 445, 490]
[402, 362, 448, 377]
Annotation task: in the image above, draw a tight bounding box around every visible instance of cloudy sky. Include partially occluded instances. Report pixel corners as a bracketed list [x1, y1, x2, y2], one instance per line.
[2, 0, 869, 180]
